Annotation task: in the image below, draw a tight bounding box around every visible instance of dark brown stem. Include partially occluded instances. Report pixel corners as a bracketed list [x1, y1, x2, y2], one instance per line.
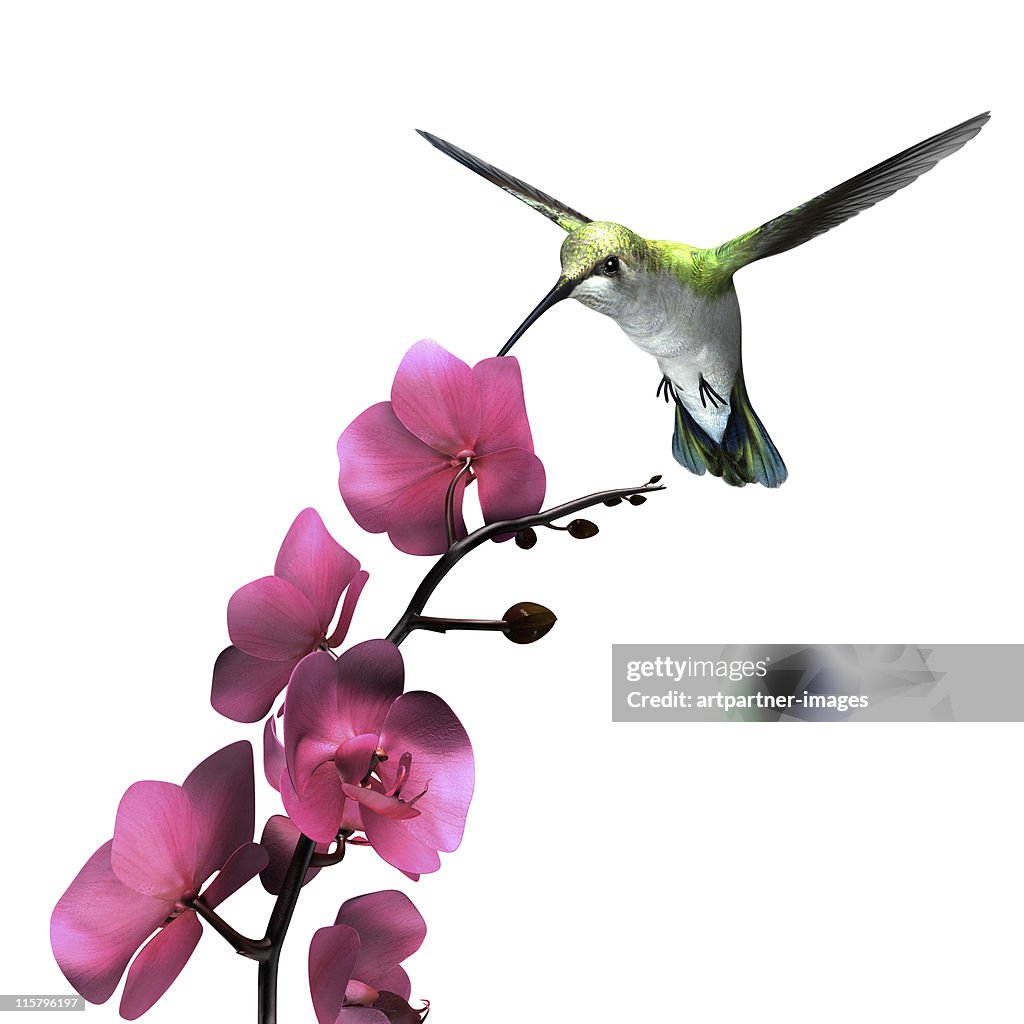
[444, 459, 474, 548]
[386, 480, 665, 646]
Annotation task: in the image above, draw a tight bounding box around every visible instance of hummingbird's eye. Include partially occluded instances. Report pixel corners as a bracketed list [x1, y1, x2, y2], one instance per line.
[602, 256, 620, 277]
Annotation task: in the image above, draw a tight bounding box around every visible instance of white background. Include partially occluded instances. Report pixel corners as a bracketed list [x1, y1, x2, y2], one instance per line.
[2, 2, 1021, 1022]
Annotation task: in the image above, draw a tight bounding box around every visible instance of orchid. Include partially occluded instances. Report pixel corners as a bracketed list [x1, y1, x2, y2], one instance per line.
[279, 642, 475, 875]
[50, 742, 266, 1019]
[212, 508, 369, 723]
[309, 891, 428, 1024]
[338, 339, 546, 555]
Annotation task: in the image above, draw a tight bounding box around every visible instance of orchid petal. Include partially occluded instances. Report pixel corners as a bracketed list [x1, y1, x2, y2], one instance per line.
[472, 356, 535, 454]
[118, 911, 202, 1020]
[111, 783, 197, 900]
[280, 764, 346, 845]
[358, 816, 441, 876]
[374, 966, 412, 1002]
[258, 815, 330, 895]
[228, 576, 323, 661]
[275, 509, 360, 634]
[50, 841, 170, 1005]
[285, 644, 404, 796]
[338, 1007, 391, 1024]
[334, 733, 380, 785]
[326, 570, 369, 649]
[390, 340, 481, 454]
[341, 784, 422, 821]
[309, 924, 360, 1024]
[338, 402, 450, 534]
[335, 642, 404, 739]
[182, 741, 255, 884]
[385, 467, 468, 556]
[377, 692, 475, 854]
[212, 646, 297, 723]
[284, 652, 345, 795]
[335, 891, 425, 989]
[367, 992, 424, 1024]
[474, 448, 546, 528]
[263, 715, 287, 792]
[201, 843, 268, 909]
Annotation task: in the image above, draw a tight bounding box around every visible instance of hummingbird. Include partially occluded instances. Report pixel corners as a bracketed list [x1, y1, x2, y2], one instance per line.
[417, 113, 989, 487]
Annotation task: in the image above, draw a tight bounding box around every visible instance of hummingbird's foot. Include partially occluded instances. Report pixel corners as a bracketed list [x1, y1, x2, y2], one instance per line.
[698, 374, 726, 410]
[656, 376, 676, 404]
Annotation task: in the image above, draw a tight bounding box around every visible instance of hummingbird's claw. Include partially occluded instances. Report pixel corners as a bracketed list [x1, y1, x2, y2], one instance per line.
[656, 376, 675, 404]
[698, 374, 726, 410]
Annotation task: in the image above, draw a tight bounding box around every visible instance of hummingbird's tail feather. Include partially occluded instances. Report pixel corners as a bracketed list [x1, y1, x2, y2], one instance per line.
[721, 372, 788, 488]
[671, 374, 787, 488]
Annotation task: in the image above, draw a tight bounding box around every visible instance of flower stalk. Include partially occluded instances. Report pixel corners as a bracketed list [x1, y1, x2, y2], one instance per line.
[387, 480, 665, 646]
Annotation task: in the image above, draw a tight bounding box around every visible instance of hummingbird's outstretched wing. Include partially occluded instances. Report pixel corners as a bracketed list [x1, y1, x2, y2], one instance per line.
[706, 112, 990, 276]
[416, 130, 592, 233]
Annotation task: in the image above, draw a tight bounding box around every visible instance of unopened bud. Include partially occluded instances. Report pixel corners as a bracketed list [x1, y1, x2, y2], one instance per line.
[515, 527, 538, 549]
[503, 602, 557, 644]
[567, 519, 599, 539]
[627, 493, 647, 505]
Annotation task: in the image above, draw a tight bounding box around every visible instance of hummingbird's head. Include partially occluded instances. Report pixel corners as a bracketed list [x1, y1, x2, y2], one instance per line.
[499, 222, 652, 356]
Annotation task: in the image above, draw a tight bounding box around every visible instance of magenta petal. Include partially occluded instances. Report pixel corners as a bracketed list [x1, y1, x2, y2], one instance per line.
[263, 715, 286, 792]
[309, 924, 360, 1024]
[341, 784, 422, 821]
[336, 641, 405, 737]
[326, 570, 369, 648]
[228, 576, 322, 661]
[338, 402, 450, 534]
[258, 815, 329, 895]
[359, 815, 441, 876]
[286, 642, 403, 794]
[339, 1008, 391, 1024]
[51, 841, 170, 1005]
[275, 509, 360, 634]
[474, 448, 546, 527]
[201, 843, 268, 908]
[111, 782, 197, 900]
[390, 339, 481, 453]
[182, 741, 255, 884]
[335, 891, 425, 989]
[334, 734, 380, 785]
[385, 468, 467, 556]
[374, 966, 412, 1003]
[378, 692, 475, 854]
[284, 652, 348, 795]
[280, 764, 346, 844]
[212, 646, 297, 723]
[118, 912, 202, 1020]
[472, 356, 535, 454]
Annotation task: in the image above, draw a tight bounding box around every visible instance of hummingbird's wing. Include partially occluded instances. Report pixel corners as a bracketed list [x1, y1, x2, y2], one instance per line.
[705, 112, 990, 277]
[416, 130, 592, 233]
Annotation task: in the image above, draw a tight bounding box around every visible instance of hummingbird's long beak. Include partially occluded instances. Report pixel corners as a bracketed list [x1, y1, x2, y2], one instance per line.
[498, 277, 575, 357]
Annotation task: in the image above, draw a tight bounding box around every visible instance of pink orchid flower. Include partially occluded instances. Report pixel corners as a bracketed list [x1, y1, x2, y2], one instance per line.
[50, 742, 267, 1019]
[279, 642, 474, 876]
[212, 508, 368, 723]
[309, 890, 428, 1024]
[338, 339, 546, 555]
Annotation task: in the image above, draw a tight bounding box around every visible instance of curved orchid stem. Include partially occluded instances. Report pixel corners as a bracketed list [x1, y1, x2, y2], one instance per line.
[387, 480, 666, 646]
[310, 837, 347, 867]
[444, 459, 474, 548]
[189, 898, 270, 961]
